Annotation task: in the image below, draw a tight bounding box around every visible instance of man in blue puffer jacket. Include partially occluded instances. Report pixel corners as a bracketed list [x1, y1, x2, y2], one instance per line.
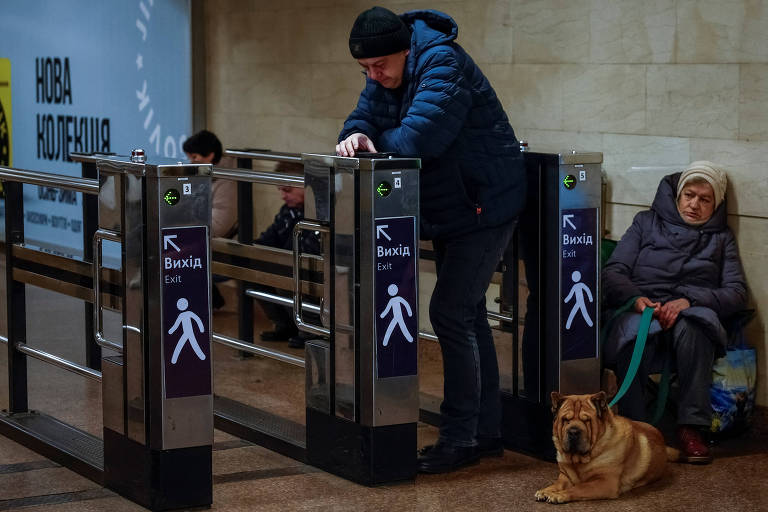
[337, 6, 526, 473]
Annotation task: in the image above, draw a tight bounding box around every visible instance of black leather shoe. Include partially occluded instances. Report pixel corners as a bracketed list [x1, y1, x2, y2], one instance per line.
[476, 437, 504, 458]
[260, 326, 298, 342]
[417, 442, 479, 474]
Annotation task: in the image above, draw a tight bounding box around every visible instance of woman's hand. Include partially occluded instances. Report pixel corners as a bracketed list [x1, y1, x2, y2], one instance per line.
[657, 298, 691, 330]
[336, 133, 377, 157]
[634, 296, 660, 314]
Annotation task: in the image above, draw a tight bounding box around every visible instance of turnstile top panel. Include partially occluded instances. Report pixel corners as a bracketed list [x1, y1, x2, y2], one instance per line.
[522, 150, 603, 166]
[93, 154, 212, 178]
[302, 153, 420, 171]
[70, 152, 126, 164]
[558, 151, 603, 165]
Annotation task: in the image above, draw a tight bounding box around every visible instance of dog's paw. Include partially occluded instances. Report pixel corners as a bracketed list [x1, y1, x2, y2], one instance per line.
[534, 489, 570, 504]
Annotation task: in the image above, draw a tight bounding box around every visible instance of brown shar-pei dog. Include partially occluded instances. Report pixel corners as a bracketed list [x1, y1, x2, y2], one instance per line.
[535, 391, 679, 504]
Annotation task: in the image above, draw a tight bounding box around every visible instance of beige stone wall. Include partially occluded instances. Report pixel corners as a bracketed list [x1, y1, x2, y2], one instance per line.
[205, 0, 768, 405]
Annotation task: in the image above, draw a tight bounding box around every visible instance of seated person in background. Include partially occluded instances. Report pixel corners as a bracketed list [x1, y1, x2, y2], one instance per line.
[602, 161, 747, 464]
[183, 130, 238, 309]
[254, 161, 320, 349]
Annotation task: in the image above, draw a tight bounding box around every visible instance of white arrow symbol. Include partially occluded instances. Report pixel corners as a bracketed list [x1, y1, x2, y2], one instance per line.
[563, 214, 576, 230]
[164, 234, 181, 252]
[376, 225, 391, 241]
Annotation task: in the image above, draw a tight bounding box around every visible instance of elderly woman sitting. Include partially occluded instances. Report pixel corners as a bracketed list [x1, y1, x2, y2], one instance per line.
[602, 161, 747, 464]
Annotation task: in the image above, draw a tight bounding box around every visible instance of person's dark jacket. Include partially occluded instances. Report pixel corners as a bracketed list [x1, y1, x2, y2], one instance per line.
[255, 204, 320, 254]
[603, 172, 747, 319]
[339, 9, 525, 239]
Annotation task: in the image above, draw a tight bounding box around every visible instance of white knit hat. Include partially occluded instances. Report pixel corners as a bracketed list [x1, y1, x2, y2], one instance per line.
[677, 161, 727, 209]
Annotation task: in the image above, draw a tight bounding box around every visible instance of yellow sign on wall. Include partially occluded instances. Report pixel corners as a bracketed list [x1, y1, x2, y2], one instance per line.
[0, 58, 11, 197]
[0, 58, 11, 168]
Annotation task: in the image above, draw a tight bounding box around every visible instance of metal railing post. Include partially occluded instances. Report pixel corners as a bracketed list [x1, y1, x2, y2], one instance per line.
[81, 161, 100, 370]
[236, 156, 255, 346]
[4, 180, 28, 413]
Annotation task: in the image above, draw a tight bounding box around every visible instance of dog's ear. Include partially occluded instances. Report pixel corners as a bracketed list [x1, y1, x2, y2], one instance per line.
[550, 391, 564, 415]
[590, 391, 608, 418]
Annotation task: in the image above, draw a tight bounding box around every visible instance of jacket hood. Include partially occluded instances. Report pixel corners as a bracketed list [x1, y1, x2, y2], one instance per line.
[651, 172, 728, 232]
[400, 10, 458, 56]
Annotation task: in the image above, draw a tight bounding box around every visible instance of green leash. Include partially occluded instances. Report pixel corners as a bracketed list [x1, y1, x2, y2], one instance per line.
[608, 306, 655, 408]
[601, 298, 673, 426]
[650, 354, 672, 426]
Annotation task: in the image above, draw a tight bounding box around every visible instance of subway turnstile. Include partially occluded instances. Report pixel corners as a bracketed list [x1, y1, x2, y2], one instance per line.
[96, 151, 214, 509]
[299, 153, 420, 484]
[0, 151, 214, 511]
[499, 150, 603, 459]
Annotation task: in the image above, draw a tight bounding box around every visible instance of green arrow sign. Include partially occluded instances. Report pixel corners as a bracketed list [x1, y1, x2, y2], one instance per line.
[376, 181, 392, 197]
[563, 174, 576, 190]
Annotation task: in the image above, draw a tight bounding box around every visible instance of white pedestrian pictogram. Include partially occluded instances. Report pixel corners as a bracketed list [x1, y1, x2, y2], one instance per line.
[168, 297, 206, 364]
[564, 270, 593, 329]
[380, 284, 413, 346]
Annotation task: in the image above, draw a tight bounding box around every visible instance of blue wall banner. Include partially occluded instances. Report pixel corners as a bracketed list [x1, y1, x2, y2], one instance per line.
[0, 1, 192, 257]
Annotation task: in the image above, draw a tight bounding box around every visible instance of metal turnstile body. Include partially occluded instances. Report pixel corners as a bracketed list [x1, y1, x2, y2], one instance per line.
[96, 152, 213, 510]
[501, 150, 603, 459]
[300, 153, 420, 484]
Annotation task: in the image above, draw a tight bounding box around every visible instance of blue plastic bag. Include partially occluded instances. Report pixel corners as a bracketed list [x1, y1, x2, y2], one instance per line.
[710, 344, 756, 435]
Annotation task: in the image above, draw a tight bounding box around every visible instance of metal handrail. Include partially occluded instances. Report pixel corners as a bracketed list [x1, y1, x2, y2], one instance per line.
[487, 311, 515, 324]
[419, 331, 438, 342]
[15, 342, 102, 381]
[0, 166, 99, 194]
[93, 228, 124, 353]
[212, 167, 303, 187]
[245, 288, 321, 315]
[212, 333, 305, 368]
[223, 150, 302, 163]
[293, 220, 331, 337]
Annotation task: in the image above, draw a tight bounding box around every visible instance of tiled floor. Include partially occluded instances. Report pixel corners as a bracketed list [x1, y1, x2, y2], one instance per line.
[1, 284, 767, 511]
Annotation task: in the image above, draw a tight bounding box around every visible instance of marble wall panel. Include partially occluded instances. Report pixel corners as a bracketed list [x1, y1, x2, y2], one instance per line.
[229, 65, 312, 117]
[486, 64, 562, 131]
[562, 65, 646, 134]
[602, 134, 690, 205]
[292, 4, 370, 63]
[452, 0, 515, 64]
[309, 63, 367, 119]
[207, 9, 301, 65]
[728, 216, 768, 406]
[211, 114, 285, 151]
[740, 65, 768, 142]
[208, 111, 266, 149]
[646, 65, 739, 139]
[689, 138, 768, 218]
[604, 202, 645, 242]
[676, 0, 768, 63]
[590, 0, 676, 64]
[511, 0, 591, 64]
[280, 116, 345, 153]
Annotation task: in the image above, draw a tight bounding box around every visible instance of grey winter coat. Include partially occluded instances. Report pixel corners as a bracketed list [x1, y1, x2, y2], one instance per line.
[602, 172, 747, 361]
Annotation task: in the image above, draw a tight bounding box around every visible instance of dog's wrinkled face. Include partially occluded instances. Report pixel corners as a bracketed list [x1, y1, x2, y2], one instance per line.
[551, 391, 608, 456]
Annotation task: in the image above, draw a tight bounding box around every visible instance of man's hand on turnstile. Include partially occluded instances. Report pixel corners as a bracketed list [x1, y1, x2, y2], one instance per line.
[336, 133, 377, 157]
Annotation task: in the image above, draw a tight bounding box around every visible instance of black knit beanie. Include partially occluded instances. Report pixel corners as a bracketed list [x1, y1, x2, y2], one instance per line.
[348, 6, 411, 59]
